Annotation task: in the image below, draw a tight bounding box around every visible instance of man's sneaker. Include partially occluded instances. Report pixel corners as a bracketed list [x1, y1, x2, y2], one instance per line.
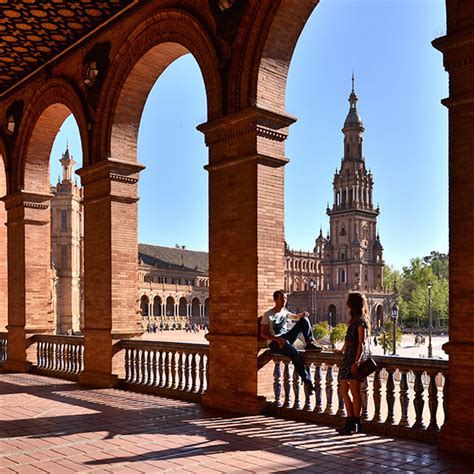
[305, 341, 323, 352]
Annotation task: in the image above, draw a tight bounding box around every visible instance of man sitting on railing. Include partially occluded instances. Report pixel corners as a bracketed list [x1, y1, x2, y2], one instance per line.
[261, 290, 322, 394]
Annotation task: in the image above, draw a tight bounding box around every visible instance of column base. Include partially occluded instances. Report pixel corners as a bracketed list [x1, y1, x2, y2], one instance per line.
[202, 389, 268, 415]
[439, 420, 474, 454]
[2, 359, 32, 373]
[79, 371, 118, 389]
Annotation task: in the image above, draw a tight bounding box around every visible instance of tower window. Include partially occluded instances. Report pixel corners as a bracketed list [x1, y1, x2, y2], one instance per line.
[61, 210, 67, 232]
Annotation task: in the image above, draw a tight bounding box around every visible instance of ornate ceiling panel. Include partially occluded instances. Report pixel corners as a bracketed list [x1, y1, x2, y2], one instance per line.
[0, 0, 134, 95]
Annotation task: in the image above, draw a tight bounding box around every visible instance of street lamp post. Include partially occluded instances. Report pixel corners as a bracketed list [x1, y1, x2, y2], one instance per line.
[427, 280, 433, 358]
[392, 303, 399, 356]
[310, 279, 316, 324]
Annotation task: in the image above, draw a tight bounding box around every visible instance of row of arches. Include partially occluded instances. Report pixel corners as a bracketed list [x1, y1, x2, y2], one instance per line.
[139, 295, 209, 319]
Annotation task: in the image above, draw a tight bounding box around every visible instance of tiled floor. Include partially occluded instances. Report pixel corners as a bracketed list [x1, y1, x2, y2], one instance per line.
[0, 373, 473, 473]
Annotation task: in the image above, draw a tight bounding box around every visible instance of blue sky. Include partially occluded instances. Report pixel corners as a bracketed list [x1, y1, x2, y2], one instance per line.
[51, 0, 448, 271]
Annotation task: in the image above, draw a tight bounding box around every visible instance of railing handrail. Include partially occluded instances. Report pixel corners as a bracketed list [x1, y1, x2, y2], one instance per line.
[292, 350, 448, 373]
[30, 334, 85, 345]
[117, 339, 209, 353]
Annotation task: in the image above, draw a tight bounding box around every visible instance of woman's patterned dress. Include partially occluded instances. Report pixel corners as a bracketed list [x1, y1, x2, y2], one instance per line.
[339, 317, 368, 380]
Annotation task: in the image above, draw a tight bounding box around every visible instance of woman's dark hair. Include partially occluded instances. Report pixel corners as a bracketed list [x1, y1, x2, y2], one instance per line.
[346, 292, 371, 333]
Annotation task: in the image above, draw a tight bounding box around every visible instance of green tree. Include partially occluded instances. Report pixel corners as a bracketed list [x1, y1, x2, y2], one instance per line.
[330, 323, 347, 348]
[383, 265, 401, 292]
[313, 321, 330, 342]
[378, 321, 403, 355]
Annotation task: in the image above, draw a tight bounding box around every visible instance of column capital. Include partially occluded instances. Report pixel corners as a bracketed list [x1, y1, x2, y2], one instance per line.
[2, 191, 52, 225]
[76, 159, 145, 204]
[76, 159, 145, 185]
[198, 106, 296, 170]
[2, 190, 52, 211]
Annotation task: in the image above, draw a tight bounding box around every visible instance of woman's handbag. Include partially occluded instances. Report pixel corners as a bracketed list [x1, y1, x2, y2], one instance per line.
[356, 356, 377, 378]
[356, 328, 377, 378]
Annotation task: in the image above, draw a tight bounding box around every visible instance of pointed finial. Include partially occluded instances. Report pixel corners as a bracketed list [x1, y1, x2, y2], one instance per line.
[352, 70, 355, 92]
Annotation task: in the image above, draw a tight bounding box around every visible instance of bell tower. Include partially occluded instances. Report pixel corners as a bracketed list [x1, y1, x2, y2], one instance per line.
[323, 77, 384, 293]
[50, 145, 83, 334]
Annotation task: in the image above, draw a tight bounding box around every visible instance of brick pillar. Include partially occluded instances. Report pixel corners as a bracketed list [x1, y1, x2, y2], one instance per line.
[0, 170, 6, 331]
[76, 160, 144, 387]
[2, 191, 53, 372]
[433, 11, 474, 454]
[198, 107, 295, 414]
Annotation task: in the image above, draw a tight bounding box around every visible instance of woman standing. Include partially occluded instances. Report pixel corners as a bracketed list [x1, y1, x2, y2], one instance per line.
[334, 292, 371, 435]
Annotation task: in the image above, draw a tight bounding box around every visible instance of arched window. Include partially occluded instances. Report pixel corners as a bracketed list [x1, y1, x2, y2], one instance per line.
[153, 296, 162, 316]
[179, 297, 187, 316]
[166, 296, 175, 317]
[191, 297, 200, 319]
[140, 295, 149, 317]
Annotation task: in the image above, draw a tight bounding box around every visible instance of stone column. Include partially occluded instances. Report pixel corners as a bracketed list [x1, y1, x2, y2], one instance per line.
[2, 191, 53, 372]
[433, 18, 474, 453]
[76, 160, 144, 387]
[198, 106, 295, 414]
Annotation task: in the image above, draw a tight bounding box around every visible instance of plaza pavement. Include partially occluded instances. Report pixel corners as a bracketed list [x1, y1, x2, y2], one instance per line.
[1, 372, 473, 473]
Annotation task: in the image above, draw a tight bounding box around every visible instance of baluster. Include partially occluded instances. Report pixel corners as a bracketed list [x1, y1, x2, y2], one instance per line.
[273, 361, 283, 406]
[413, 370, 425, 429]
[164, 351, 171, 388]
[149, 351, 156, 386]
[48, 342, 56, 370]
[185, 352, 192, 391]
[191, 353, 198, 392]
[125, 348, 130, 382]
[385, 369, 395, 425]
[129, 348, 136, 383]
[177, 352, 185, 390]
[303, 364, 312, 411]
[314, 365, 323, 413]
[293, 364, 301, 410]
[443, 372, 449, 425]
[324, 365, 334, 415]
[141, 350, 148, 384]
[158, 350, 164, 386]
[57, 344, 63, 372]
[283, 360, 292, 408]
[399, 370, 409, 427]
[65, 345, 70, 373]
[36, 342, 42, 369]
[336, 370, 345, 416]
[79, 345, 84, 372]
[428, 372, 439, 431]
[72, 345, 77, 373]
[372, 369, 382, 422]
[203, 354, 209, 392]
[171, 351, 177, 389]
[198, 354, 205, 394]
[360, 377, 369, 420]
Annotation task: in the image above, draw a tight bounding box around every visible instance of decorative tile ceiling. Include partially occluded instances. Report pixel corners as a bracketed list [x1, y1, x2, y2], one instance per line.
[0, 0, 135, 95]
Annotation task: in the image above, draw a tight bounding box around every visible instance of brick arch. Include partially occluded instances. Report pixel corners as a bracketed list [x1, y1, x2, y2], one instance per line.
[229, 0, 318, 113]
[95, 9, 222, 165]
[13, 78, 89, 193]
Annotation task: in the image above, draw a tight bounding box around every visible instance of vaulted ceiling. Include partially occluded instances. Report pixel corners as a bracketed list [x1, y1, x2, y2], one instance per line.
[0, 0, 135, 95]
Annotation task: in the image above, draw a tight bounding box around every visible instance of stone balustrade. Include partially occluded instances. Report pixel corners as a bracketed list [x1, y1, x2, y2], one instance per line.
[31, 334, 84, 379]
[266, 351, 448, 443]
[115, 340, 209, 402]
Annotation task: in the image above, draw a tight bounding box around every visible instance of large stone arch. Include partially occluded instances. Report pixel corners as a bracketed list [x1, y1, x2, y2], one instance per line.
[2, 78, 88, 371]
[95, 8, 221, 165]
[227, 0, 318, 114]
[13, 78, 88, 192]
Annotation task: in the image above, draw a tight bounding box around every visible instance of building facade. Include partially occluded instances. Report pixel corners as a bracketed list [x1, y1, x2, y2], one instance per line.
[50, 155, 209, 334]
[285, 81, 393, 326]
